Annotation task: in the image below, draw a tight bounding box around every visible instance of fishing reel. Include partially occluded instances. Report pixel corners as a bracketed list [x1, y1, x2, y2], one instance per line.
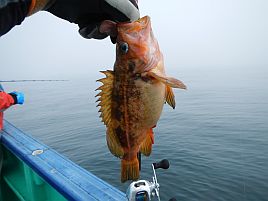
[126, 159, 176, 201]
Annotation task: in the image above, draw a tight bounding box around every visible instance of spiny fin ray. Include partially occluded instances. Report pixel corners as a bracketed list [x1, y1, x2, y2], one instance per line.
[96, 70, 114, 126]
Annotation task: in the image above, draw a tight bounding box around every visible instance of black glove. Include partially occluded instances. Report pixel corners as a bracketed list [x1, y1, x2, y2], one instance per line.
[8, 92, 25, 105]
[46, 0, 139, 40]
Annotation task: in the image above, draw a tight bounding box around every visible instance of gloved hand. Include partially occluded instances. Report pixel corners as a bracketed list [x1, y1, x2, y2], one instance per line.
[8, 92, 25, 105]
[28, 0, 139, 40]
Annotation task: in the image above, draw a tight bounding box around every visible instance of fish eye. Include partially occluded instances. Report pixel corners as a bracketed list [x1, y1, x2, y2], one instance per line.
[119, 42, 129, 53]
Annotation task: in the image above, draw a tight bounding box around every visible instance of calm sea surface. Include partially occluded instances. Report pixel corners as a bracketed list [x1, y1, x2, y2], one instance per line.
[3, 67, 268, 201]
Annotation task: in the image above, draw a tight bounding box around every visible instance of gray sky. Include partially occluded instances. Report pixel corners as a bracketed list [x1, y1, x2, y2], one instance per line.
[0, 0, 267, 80]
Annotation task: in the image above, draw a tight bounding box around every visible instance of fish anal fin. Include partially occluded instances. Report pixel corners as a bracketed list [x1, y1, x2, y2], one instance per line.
[106, 127, 124, 158]
[96, 70, 114, 126]
[140, 128, 154, 156]
[165, 85, 176, 109]
[121, 158, 139, 183]
[147, 70, 187, 89]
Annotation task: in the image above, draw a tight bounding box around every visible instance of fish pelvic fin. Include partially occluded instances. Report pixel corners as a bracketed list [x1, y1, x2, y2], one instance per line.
[121, 158, 139, 183]
[96, 70, 114, 126]
[147, 69, 187, 89]
[140, 128, 154, 156]
[165, 85, 176, 109]
[106, 127, 124, 158]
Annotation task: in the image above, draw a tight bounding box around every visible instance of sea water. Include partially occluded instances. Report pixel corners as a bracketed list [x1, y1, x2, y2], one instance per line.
[4, 67, 268, 201]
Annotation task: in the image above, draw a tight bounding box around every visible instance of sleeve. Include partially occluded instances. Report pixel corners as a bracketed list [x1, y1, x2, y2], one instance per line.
[0, 0, 32, 36]
[0, 91, 15, 111]
[0, 91, 15, 130]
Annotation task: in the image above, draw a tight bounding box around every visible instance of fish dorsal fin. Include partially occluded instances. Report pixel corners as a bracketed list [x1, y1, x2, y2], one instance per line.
[106, 127, 124, 158]
[140, 128, 154, 156]
[96, 70, 124, 158]
[147, 69, 187, 89]
[165, 85, 176, 109]
[96, 70, 114, 126]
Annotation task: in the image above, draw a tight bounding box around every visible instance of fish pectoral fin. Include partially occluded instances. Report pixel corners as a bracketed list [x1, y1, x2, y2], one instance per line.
[140, 128, 154, 156]
[147, 70, 187, 89]
[165, 85, 176, 109]
[106, 127, 124, 158]
[96, 70, 114, 126]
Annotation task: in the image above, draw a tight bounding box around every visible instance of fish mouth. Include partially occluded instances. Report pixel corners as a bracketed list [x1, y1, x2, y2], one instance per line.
[137, 16, 150, 27]
[117, 16, 151, 33]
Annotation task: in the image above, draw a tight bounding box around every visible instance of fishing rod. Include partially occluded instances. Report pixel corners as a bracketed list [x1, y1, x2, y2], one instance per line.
[0, 80, 68, 82]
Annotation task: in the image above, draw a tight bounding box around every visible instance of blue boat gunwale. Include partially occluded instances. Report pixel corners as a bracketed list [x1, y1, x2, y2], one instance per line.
[1, 120, 127, 201]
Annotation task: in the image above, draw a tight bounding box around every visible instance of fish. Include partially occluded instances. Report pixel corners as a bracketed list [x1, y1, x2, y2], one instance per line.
[96, 16, 186, 183]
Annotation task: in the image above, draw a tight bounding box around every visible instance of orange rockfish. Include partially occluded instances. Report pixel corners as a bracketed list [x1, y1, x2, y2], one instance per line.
[96, 16, 186, 182]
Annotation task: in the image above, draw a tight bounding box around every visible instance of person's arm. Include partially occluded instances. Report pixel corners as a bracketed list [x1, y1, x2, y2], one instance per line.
[0, 91, 24, 111]
[0, 91, 15, 130]
[0, 0, 31, 36]
[0, 92, 15, 110]
[0, 0, 139, 39]
[0, 91, 24, 130]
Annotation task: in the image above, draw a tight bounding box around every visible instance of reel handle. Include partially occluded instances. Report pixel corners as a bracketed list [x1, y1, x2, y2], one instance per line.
[153, 159, 170, 169]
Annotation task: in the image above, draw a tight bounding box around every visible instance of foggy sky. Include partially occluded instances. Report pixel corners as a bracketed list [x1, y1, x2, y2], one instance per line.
[0, 0, 267, 80]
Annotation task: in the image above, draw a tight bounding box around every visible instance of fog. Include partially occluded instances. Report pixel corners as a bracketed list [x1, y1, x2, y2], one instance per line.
[0, 0, 267, 80]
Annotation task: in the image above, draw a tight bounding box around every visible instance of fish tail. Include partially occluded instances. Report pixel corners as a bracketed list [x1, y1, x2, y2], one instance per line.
[121, 158, 139, 183]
